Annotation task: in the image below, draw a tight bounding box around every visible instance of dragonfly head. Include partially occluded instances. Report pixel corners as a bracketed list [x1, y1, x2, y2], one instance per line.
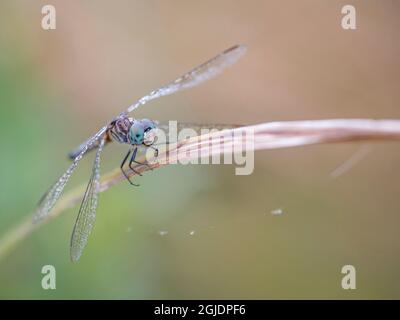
[128, 119, 157, 146]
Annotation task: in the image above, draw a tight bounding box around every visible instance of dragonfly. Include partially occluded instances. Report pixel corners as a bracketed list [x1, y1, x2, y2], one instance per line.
[33, 44, 247, 262]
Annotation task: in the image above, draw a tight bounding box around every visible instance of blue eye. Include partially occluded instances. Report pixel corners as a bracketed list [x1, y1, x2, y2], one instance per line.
[128, 124, 144, 145]
[141, 119, 156, 132]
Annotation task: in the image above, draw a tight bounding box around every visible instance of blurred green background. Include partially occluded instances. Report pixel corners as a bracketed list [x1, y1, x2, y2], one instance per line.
[1, 0, 400, 299]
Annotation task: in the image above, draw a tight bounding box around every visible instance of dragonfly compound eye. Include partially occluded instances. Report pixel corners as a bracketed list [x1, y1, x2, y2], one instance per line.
[128, 124, 144, 145]
[141, 119, 156, 131]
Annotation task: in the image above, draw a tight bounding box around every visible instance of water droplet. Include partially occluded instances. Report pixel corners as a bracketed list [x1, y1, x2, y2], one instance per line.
[189, 230, 195, 236]
[270, 208, 284, 215]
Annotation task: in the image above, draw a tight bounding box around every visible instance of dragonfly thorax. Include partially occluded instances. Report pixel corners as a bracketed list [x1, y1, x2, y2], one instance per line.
[109, 116, 157, 146]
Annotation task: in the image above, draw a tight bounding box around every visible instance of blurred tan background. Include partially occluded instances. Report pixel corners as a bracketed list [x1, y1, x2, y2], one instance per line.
[0, 0, 400, 299]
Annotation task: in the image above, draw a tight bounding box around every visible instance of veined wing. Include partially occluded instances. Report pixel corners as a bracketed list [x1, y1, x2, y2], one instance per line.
[33, 126, 107, 223]
[126, 45, 247, 113]
[157, 121, 240, 133]
[68, 133, 111, 160]
[70, 136, 106, 262]
[154, 121, 241, 145]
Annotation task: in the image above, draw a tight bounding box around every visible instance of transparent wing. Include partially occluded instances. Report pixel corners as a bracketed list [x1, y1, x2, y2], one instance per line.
[68, 132, 114, 160]
[70, 136, 106, 262]
[154, 121, 241, 145]
[157, 121, 240, 132]
[126, 44, 247, 113]
[33, 126, 107, 223]
[68, 135, 103, 160]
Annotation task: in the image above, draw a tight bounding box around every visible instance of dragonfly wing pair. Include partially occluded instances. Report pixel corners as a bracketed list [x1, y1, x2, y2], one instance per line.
[34, 126, 107, 223]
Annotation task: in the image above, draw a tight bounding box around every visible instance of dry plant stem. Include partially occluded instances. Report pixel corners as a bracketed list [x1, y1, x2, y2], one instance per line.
[1, 118, 400, 261]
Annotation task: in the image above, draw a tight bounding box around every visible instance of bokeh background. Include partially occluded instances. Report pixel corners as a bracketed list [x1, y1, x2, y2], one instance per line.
[0, 0, 400, 299]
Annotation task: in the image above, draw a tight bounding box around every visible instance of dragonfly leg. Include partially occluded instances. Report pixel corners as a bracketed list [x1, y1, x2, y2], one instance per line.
[128, 147, 143, 176]
[130, 146, 153, 171]
[121, 150, 139, 186]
